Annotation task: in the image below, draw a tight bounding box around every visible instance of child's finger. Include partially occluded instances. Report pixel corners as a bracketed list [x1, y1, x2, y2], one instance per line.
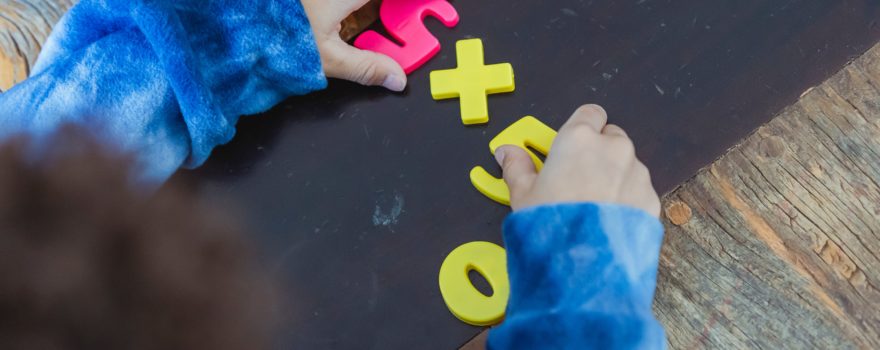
[495, 145, 538, 206]
[324, 40, 407, 91]
[601, 124, 628, 138]
[561, 104, 608, 133]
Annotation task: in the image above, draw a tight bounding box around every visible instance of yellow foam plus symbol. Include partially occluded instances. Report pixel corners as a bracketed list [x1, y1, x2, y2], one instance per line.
[470, 116, 557, 205]
[430, 39, 515, 125]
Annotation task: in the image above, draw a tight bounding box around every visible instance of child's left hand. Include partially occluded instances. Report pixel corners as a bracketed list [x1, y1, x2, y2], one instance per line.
[302, 0, 408, 91]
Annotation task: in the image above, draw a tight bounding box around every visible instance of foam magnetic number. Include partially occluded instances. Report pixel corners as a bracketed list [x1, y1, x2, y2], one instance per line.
[438, 241, 509, 326]
[470, 116, 558, 205]
[354, 0, 460, 74]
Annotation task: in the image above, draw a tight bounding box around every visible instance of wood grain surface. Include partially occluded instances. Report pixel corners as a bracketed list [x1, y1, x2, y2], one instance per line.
[654, 42, 880, 349]
[0, 0, 73, 91]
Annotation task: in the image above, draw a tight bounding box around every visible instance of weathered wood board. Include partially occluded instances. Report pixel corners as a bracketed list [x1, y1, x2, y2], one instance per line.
[654, 42, 880, 349]
[0, 0, 74, 91]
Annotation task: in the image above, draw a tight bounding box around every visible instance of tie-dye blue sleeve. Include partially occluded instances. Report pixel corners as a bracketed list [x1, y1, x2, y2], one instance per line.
[0, 0, 326, 185]
[488, 203, 667, 350]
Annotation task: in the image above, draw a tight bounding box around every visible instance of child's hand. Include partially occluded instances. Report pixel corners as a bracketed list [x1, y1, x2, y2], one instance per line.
[495, 105, 661, 216]
[302, 0, 407, 91]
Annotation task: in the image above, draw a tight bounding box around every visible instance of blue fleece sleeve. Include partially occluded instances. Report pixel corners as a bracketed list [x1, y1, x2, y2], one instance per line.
[488, 203, 667, 350]
[0, 0, 326, 184]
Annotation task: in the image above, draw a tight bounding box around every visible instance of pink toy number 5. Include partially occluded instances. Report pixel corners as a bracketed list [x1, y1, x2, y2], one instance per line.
[354, 0, 460, 74]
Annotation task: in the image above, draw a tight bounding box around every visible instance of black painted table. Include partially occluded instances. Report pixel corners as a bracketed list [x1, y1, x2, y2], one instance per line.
[172, 1, 880, 348]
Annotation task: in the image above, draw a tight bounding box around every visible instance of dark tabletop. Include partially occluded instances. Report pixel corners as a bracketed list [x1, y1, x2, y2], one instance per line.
[171, 1, 880, 348]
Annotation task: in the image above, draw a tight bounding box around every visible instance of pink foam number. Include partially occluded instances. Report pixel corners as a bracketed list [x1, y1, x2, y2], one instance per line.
[354, 0, 460, 74]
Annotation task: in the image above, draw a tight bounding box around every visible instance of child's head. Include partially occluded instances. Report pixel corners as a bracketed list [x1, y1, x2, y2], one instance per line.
[0, 130, 276, 349]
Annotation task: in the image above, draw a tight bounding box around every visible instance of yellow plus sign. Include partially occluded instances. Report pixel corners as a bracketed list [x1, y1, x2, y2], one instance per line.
[430, 39, 515, 125]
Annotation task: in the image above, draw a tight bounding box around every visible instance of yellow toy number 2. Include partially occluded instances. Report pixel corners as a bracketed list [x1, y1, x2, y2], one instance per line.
[438, 241, 510, 326]
[470, 116, 558, 205]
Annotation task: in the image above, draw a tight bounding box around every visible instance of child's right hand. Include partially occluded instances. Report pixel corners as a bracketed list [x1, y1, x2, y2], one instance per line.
[495, 105, 661, 216]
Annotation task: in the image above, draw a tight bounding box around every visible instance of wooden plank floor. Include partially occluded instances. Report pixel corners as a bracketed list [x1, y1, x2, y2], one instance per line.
[655, 44, 880, 349]
[3, 1, 880, 349]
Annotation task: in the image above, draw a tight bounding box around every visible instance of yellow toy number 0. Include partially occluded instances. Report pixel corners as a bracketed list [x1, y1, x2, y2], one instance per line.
[438, 241, 509, 326]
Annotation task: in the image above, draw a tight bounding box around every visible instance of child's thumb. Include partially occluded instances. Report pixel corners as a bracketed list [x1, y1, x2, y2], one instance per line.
[495, 145, 538, 199]
[324, 41, 407, 91]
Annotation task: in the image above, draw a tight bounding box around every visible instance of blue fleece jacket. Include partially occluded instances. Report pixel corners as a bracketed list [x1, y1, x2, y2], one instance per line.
[0, 0, 326, 183]
[490, 203, 667, 349]
[0, 1, 666, 348]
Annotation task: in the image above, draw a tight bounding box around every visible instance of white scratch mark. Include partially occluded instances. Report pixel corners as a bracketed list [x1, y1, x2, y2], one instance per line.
[654, 83, 665, 95]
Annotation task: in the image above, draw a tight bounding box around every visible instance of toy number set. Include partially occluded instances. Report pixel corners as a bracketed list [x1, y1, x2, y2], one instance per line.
[355, 0, 559, 326]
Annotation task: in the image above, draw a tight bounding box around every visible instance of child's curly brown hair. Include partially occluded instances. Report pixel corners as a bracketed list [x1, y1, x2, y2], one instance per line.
[0, 129, 276, 350]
